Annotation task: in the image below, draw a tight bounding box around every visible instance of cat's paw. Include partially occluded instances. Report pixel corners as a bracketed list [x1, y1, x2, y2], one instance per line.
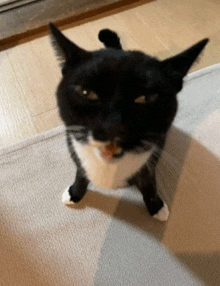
[62, 187, 75, 205]
[153, 202, 169, 222]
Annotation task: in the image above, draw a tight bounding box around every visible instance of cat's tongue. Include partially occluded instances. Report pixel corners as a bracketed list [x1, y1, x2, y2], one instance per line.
[101, 142, 119, 159]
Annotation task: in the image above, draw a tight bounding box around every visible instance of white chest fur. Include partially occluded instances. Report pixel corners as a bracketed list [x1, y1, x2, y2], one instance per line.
[71, 135, 153, 189]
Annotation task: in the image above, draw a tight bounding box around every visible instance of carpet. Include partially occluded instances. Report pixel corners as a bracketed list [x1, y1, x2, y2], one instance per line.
[1, 64, 220, 286]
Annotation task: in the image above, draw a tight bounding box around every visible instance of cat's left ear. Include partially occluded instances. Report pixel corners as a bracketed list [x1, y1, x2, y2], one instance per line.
[48, 23, 91, 65]
[162, 38, 209, 81]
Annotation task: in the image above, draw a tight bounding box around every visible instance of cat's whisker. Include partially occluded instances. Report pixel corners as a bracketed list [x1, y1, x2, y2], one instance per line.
[66, 125, 85, 132]
[140, 139, 155, 147]
[142, 132, 166, 141]
[68, 131, 84, 136]
[133, 140, 154, 154]
[153, 150, 183, 202]
[74, 136, 86, 141]
[156, 149, 201, 193]
[143, 145, 199, 202]
[155, 172, 171, 203]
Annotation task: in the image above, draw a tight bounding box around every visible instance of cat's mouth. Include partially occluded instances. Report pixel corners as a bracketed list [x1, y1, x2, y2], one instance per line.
[88, 134, 124, 160]
[100, 142, 124, 159]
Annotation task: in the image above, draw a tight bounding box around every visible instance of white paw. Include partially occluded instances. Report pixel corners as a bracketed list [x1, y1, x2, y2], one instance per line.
[62, 187, 75, 205]
[153, 202, 169, 222]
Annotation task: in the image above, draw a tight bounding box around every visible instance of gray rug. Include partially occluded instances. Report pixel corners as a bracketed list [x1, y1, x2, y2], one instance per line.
[1, 64, 220, 285]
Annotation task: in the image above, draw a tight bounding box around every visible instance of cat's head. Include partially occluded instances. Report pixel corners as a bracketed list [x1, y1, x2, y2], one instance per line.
[49, 23, 208, 155]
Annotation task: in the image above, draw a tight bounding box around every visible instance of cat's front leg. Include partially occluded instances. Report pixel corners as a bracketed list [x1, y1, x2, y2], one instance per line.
[62, 170, 89, 205]
[142, 184, 169, 222]
[132, 167, 169, 222]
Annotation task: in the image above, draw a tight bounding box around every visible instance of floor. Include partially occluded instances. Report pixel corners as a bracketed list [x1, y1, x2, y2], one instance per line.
[0, 0, 220, 148]
[0, 0, 119, 40]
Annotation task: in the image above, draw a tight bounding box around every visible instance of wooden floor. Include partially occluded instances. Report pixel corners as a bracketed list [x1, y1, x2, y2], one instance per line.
[0, 0, 220, 148]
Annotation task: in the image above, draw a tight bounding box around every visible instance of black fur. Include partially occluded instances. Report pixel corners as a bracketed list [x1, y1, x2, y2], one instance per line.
[49, 23, 208, 219]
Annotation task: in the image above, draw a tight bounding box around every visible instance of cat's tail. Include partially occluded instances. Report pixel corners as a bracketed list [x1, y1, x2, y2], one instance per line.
[98, 29, 122, 50]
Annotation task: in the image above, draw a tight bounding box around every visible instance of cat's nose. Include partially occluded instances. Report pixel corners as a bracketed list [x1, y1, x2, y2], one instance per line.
[93, 109, 127, 142]
[93, 124, 126, 142]
[93, 128, 108, 141]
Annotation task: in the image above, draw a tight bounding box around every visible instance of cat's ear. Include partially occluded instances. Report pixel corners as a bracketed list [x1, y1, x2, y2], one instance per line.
[162, 39, 209, 81]
[48, 23, 91, 65]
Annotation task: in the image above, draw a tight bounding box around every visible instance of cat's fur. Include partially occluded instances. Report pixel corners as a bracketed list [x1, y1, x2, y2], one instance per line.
[49, 23, 208, 221]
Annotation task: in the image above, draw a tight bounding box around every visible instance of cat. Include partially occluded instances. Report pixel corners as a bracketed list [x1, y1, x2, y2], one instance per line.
[49, 23, 208, 221]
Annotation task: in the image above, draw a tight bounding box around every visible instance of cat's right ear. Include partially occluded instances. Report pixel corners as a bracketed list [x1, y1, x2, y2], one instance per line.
[48, 23, 91, 66]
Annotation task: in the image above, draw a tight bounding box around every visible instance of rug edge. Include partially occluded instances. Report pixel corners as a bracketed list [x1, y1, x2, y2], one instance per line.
[0, 125, 65, 157]
[185, 63, 220, 81]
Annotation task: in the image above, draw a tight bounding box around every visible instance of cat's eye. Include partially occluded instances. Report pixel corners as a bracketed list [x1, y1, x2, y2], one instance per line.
[134, 95, 146, 104]
[75, 85, 99, 100]
[87, 91, 99, 100]
[134, 94, 158, 104]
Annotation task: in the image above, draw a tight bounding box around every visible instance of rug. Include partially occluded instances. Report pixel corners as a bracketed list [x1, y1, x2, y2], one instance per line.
[1, 64, 220, 286]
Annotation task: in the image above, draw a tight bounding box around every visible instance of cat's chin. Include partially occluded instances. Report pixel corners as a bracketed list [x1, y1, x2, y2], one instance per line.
[88, 134, 123, 158]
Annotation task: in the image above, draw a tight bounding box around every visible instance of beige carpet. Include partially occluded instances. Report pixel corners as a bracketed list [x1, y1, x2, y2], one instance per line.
[1, 64, 220, 285]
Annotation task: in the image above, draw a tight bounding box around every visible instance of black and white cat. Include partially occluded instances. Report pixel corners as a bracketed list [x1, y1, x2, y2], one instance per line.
[49, 23, 208, 221]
